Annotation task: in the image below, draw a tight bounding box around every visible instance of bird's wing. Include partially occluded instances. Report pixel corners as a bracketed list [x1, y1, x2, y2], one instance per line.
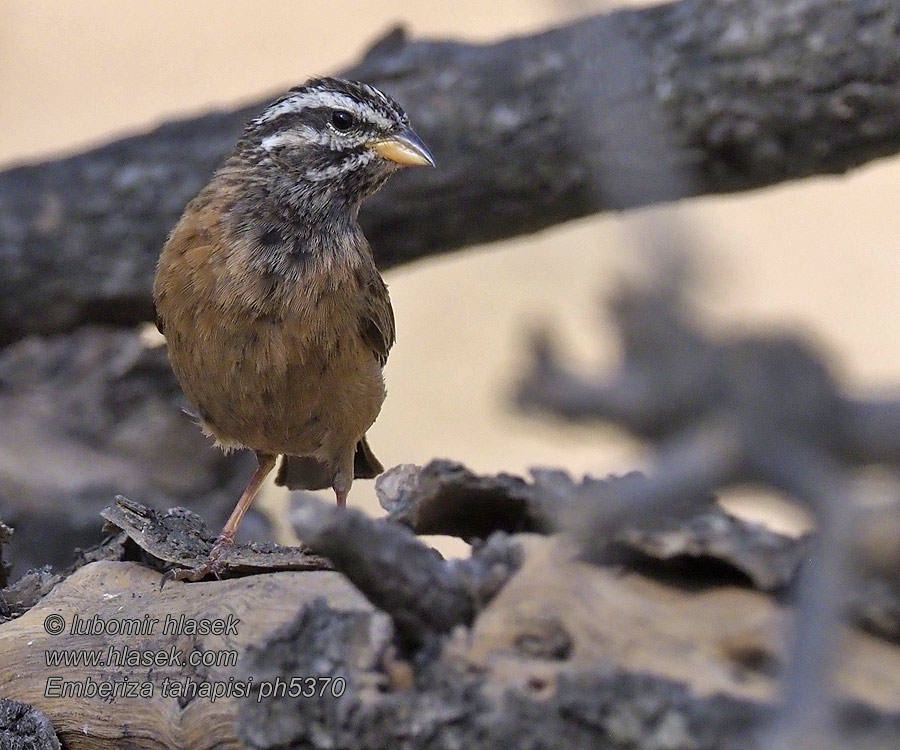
[359, 271, 395, 368]
[153, 302, 166, 336]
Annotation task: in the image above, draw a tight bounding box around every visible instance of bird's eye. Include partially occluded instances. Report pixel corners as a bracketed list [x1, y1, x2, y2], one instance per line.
[330, 110, 355, 132]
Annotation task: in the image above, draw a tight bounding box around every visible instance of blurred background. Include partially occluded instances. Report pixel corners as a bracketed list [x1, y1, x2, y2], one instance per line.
[3, 0, 900, 551]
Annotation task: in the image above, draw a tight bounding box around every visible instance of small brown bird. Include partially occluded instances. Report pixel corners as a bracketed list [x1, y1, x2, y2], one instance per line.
[153, 77, 434, 582]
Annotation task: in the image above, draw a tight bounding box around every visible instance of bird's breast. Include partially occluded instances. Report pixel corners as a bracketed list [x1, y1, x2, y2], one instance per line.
[156, 230, 384, 458]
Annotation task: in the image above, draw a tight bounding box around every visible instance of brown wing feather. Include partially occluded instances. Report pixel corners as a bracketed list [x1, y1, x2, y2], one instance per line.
[359, 273, 395, 367]
[153, 301, 165, 337]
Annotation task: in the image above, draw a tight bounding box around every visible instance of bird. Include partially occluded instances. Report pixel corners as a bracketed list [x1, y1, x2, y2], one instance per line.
[153, 77, 435, 582]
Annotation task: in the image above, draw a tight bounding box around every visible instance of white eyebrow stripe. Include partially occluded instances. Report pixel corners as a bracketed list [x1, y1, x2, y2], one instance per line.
[254, 97, 305, 124]
[255, 89, 395, 129]
[257, 91, 354, 122]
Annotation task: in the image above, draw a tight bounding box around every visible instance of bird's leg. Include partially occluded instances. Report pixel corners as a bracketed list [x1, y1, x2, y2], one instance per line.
[214, 451, 278, 548]
[333, 463, 352, 507]
[161, 451, 277, 585]
[331, 458, 356, 508]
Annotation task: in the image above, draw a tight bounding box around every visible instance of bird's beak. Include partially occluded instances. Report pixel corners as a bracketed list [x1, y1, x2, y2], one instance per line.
[370, 128, 436, 168]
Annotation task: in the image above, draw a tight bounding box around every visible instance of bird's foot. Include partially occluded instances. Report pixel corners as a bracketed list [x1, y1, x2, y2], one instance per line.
[160, 534, 235, 588]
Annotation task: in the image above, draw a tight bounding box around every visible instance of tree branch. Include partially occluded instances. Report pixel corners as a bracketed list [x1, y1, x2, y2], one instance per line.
[1, 0, 899, 345]
[289, 497, 521, 648]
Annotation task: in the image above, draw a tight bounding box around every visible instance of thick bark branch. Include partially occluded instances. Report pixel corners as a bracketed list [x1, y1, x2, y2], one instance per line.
[289, 497, 521, 648]
[1, 0, 900, 345]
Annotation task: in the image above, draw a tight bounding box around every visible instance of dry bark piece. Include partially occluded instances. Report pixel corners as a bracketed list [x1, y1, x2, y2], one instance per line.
[375, 460, 714, 541]
[0, 567, 61, 625]
[377, 459, 900, 644]
[239, 599, 396, 750]
[376, 461, 547, 539]
[0, 523, 138, 624]
[0, 529, 143, 624]
[0, 699, 60, 750]
[101, 495, 331, 577]
[378, 461, 802, 591]
[608, 510, 813, 593]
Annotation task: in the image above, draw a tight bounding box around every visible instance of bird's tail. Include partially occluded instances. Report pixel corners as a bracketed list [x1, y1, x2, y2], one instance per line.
[275, 455, 333, 490]
[352, 434, 384, 479]
[275, 435, 384, 490]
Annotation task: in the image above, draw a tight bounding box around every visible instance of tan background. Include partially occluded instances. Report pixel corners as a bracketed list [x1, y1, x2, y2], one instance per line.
[4, 1, 900, 547]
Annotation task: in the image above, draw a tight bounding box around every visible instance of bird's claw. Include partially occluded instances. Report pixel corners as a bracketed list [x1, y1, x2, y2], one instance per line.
[159, 536, 234, 589]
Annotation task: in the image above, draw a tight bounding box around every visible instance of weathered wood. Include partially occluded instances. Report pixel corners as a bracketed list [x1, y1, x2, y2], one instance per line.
[377, 459, 900, 639]
[238, 536, 900, 750]
[3, 542, 897, 750]
[2, 498, 899, 749]
[0, 561, 371, 750]
[375, 460, 551, 540]
[2, 0, 900, 344]
[515, 270, 900, 745]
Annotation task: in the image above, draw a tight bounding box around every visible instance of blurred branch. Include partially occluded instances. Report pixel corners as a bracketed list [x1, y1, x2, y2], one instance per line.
[289, 497, 522, 648]
[2, 0, 900, 345]
[516, 271, 900, 748]
[516, 279, 900, 468]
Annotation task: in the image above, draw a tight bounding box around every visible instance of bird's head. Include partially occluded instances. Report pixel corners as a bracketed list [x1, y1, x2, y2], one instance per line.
[239, 77, 434, 210]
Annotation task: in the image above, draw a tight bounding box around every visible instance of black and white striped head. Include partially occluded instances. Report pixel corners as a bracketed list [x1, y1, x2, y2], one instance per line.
[240, 77, 434, 206]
